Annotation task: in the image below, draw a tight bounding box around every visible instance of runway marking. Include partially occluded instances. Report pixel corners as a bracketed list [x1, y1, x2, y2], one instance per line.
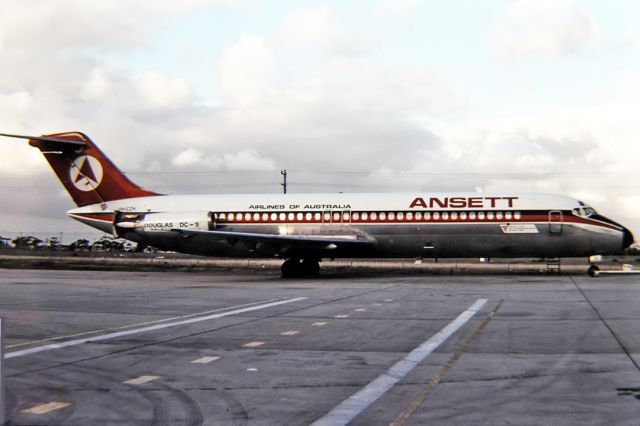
[243, 341, 265, 348]
[123, 375, 160, 385]
[6, 298, 280, 349]
[191, 356, 220, 364]
[354, 308, 366, 312]
[372, 303, 382, 306]
[384, 299, 394, 302]
[281, 330, 300, 336]
[246, 368, 258, 372]
[334, 315, 350, 319]
[312, 321, 327, 326]
[310, 299, 488, 426]
[21, 402, 71, 414]
[5, 297, 307, 359]
[390, 299, 504, 426]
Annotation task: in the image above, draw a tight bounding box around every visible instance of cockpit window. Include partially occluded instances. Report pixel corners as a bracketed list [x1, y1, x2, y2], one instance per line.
[573, 207, 597, 217]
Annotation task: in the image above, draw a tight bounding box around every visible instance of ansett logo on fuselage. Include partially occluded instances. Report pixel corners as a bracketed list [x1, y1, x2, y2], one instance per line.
[69, 155, 104, 192]
[409, 196, 518, 209]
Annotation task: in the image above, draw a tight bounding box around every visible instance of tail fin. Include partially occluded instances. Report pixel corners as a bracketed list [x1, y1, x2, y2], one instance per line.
[2, 131, 159, 206]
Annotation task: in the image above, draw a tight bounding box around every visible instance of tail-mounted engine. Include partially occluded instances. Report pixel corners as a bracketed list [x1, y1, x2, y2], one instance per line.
[114, 211, 215, 240]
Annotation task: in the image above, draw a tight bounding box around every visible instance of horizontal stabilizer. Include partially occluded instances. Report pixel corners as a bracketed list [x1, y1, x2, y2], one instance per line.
[0, 132, 87, 147]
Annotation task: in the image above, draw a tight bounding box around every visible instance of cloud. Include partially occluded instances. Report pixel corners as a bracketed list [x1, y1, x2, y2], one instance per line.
[136, 71, 193, 108]
[374, 0, 419, 18]
[491, 0, 600, 60]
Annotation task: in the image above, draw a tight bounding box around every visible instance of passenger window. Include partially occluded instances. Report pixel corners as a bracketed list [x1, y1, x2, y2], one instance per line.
[371, 212, 378, 220]
[442, 212, 449, 220]
[389, 212, 395, 220]
[469, 212, 476, 220]
[460, 212, 467, 220]
[253, 213, 260, 221]
[505, 212, 512, 220]
[306, 213, 312, 221]
[219, 213, 226, 221]
[380, 212, 387, 220]
[433, 212, 441, 220]
[478, 212, 486, 220]
[415, 212, 423, 220]
[228, 213, 235, 221]
[271, 213, 277, 221]
[297, 213, 303, 221]
[288, 213, 294, 221]
[353, 212, 360, 221]
[314, 212, 321, 221]
[487, 212, 495, 220]
[324, 212, 331, 221]
[245, 213, 252, 221]
[407, 212, 413, 220]
[262, 213, 268, 221]
[451, 212, 458, 220]
[362, 212, 369, 220]
[496, 212, 503, 220]
[398, 212, 404, 220]
[333, 212, 340, 221]
[279, 213, 286, 221]
[514, 212, 521, 220]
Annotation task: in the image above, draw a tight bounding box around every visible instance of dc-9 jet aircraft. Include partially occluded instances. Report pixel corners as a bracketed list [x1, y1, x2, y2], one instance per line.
[1, 132, 634, 277]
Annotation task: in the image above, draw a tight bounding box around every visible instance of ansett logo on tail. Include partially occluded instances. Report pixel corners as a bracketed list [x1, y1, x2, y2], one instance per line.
[70, 155, 103, 191]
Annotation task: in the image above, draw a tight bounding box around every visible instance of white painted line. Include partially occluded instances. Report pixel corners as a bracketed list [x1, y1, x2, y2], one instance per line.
[372, 303, 382, 306]
[334, 315, 350, 319]
[5, 297, 307, 359]
[242, 341, 265, 348]
[354, 308, 366, 312]
[191, 356, 220, 364]
[246, 368, 258, 372]
[311, 299, 488, 426]
[281, 330, 300, 336]
[123, 375, 160, 385]
[21, 401, 71, 414]
[384, 299, 394, 302]
[312, 322, 327, 326]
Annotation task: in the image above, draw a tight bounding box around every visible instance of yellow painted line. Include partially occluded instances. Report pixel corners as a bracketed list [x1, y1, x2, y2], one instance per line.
[354, 308, 367, 312]
[7, 299, 277, 349]
[281, 330, 300, 336]
[191, 356, 221, 364]
[243, 341, 265, 348]
[312, 321, 327, 326]
[21, 402, 71, 414]
[123, 375, 160, 385]
[334, 315, 350, 319]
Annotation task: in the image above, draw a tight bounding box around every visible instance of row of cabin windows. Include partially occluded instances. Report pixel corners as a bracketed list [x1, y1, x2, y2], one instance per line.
[216, 211, 523, 223]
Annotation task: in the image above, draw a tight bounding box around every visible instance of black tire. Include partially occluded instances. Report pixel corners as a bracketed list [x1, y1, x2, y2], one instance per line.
[281, 258, 303, 278]
[588, 264, 600, 277]
[301, 259, 320, 276]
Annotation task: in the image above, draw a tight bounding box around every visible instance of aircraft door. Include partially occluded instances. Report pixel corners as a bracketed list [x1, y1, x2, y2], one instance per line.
[549, 211, 563, 234]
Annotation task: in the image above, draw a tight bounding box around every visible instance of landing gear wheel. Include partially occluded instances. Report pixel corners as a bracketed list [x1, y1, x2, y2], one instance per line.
[588, 264, 600, 277]
[281, 258, 303, 278]
[281, 258, 320, 278]
[301, 259, 320, 276]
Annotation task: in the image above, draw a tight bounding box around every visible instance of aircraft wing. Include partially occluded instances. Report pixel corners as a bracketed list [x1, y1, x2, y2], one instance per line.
[170, 228, 376, 253]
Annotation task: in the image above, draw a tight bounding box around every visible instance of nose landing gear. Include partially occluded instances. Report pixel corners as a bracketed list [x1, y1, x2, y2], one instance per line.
[281, 258, 320, 278]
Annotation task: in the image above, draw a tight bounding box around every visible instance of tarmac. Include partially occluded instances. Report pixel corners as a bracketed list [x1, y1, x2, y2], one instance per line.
[1, 268, 639, 425]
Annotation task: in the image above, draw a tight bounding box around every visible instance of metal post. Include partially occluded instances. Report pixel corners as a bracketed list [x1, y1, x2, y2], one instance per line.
[280, 170, 287, 194]
[0, 317, 5, 425]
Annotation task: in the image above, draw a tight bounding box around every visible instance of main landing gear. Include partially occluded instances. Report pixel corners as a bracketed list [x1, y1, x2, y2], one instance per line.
[281, 258, 320, 278]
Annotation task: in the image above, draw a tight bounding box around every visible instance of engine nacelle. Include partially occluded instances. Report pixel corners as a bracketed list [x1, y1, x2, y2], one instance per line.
[114, 211, 214, 238]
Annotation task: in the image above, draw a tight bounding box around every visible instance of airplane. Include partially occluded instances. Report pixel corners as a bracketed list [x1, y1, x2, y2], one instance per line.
[0, 131, 634, 277]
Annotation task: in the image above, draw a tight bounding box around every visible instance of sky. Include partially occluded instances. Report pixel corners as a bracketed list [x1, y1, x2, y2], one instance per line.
[0, 0, 639, 242]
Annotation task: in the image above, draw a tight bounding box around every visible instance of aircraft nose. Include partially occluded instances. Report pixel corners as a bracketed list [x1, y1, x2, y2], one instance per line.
[622, 227, 635, 250]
